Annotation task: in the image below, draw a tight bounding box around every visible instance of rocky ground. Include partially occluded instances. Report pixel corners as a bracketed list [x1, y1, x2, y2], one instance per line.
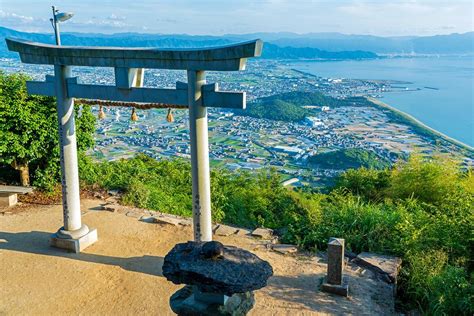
[0, 198, 400, 315]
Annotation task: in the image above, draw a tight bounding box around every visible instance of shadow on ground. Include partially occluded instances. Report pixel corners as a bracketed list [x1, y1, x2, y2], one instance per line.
[0, 230, 164, 277]
[264, 273, 365, 314]
[265, 271, 392, 315]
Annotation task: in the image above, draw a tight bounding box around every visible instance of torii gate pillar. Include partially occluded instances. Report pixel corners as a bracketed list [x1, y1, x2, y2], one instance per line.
[50, 64, 98, 253]
[188, 70, 212, 241]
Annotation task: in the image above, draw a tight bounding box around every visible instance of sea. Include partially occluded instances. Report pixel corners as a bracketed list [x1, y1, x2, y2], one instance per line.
[291, 56, 474, 147]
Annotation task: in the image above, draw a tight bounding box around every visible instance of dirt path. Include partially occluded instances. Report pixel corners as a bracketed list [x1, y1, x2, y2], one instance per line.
[0, 199, 395, 315]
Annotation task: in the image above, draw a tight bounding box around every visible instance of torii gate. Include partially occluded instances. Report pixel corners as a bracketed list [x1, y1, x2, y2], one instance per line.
[6, 37, 263, 253]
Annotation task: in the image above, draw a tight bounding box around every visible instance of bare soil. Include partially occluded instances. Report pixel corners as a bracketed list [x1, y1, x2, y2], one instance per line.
[0, 199, 395, 315]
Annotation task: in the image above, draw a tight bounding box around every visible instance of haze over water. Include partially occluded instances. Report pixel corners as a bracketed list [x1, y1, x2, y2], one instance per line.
[293, 56, 474, 146]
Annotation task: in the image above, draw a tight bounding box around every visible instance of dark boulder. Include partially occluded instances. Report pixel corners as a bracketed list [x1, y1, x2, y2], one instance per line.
[163, 241, 273, 296]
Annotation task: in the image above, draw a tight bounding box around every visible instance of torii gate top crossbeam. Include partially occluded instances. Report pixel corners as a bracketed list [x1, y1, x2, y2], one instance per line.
[5, 38, 263, 71]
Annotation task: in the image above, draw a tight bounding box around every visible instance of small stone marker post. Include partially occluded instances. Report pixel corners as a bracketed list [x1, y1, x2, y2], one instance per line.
[321, 237, 349, 296]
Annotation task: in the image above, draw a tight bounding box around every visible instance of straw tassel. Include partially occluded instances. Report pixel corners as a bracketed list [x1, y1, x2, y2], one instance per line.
[131, 108, 138, 121]
[98, 105, 106, 120]
[166, 108, 174, 123]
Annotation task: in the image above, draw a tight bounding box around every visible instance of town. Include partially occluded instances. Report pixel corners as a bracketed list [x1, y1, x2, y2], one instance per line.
[0, 57, 458, 186]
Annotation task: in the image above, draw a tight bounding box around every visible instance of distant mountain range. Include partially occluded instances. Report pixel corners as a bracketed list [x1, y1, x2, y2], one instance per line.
[228, 31, 474, 54]
[0, 27, 472, 61]
[0, 27, 377, 60]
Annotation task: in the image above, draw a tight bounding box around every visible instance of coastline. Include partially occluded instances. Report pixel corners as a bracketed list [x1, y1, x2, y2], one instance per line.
[367, 97, 474, 154]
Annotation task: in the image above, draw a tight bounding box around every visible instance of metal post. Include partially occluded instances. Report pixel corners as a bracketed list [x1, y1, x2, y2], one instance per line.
[52, 6, 61, 46]
[187, 70, 212, 242]
[54, 64, 87, 236]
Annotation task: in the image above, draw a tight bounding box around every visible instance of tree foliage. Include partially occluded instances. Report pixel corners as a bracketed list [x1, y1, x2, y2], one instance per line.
[236, 91, 341, 122]
[309, 148, 391, 170]
[0, 71, 96, 188]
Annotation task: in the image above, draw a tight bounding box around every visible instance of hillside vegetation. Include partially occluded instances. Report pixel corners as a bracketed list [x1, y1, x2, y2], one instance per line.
[308, 148, 391, 170]
[238, 91, 352, 122]
[76, 154, 474, 315]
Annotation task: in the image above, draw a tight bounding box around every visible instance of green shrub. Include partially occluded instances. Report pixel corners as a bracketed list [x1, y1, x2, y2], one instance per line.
[284, 191, 401, 253]
[335, 167, 390, 201]
[401, 250, 473, 315]
[388, 155, 462, 205]
[77, 153, 472, 314]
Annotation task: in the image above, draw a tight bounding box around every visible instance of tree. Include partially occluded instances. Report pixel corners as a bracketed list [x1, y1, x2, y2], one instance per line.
[0, 71, 96, 188]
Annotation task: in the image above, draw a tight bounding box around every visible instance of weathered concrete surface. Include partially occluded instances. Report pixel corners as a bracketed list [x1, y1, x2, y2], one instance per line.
[0, 199, 398, 315]
[321, 238, 348, 297]
[326, 238, 345, 285]
[6, 38, 263, 71]
[50, 228, 98, 253]
[0, 186, 33, 208]
[271, 244, 298, 255]
[27, 77, 247, 109]
[152, 215, 182, 226]
[251, 228, 273, 239]
[0, 186, 33, 194]
[214, 224, 239, 236]
[187, 69, 212, 242]
[354, 252, 402, 284]
[0, 193, 18, 208]
[236, 228, 251, 236]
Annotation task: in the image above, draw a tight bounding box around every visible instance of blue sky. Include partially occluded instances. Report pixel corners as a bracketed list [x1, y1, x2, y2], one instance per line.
[0, 0, 472, 36]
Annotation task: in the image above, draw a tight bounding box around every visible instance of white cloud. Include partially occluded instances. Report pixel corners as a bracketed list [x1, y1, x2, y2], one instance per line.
[0, 1, 472, 36]
[107, 14, 126, 21]
[0, 9, 35, 23]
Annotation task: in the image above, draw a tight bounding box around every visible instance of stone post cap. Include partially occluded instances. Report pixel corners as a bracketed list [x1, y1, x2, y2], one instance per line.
[328, 237, 345, 247]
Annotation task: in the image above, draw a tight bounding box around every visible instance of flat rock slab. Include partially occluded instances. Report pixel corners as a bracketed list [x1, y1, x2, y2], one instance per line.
[101, 203, 120, 212]
[0, 185, 33, 194]
[355, 252, 402, 284]
[178, 219, 192, 226]
[153, 215, 182, 226]
[271, 244, 298, 255]
[236, 228, 251, 236]
[125, 211, 143, 218]
[215, 225, 238, 236]
[251, 228, 273, 239]
[107, 189, 120, 196]
[163, 241, 273, 296]
[139, 216, 156, 223]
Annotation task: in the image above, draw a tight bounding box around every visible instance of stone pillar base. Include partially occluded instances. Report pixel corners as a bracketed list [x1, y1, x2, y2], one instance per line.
[170, 285, 255, 315]
[50, 226, 98, 253]
[321, 276, 349, 297]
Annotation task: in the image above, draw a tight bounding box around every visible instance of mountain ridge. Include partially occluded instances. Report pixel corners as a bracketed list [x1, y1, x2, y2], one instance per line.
[0, 26, 377, 60]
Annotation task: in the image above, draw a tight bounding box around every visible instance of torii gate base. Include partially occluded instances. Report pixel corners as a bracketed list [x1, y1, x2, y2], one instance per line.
[6, 37, 262, 254]
[50, 227, 98, 253]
